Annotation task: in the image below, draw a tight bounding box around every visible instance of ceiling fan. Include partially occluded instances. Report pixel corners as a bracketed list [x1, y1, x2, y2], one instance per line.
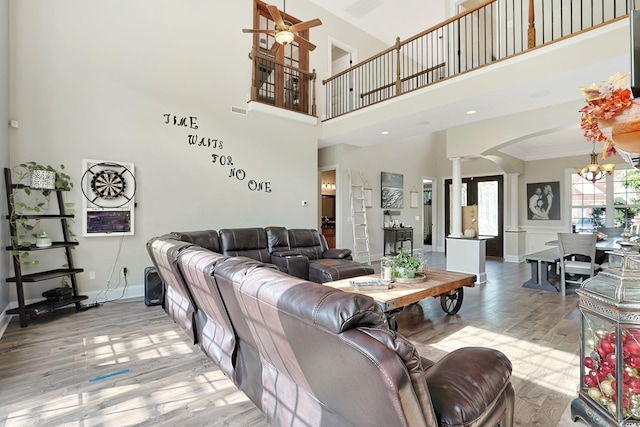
[242, 1, 322, 54]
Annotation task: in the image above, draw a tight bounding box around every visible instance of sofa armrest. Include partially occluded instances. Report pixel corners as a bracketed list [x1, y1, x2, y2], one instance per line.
[424, 347, 512, 427]
[270, 253, 310, 280]
[323, 248, 352, 259]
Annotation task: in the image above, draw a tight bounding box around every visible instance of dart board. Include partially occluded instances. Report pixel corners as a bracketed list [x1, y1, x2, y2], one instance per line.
[81, 161, 136, 209]
[91, 169, 126, 199]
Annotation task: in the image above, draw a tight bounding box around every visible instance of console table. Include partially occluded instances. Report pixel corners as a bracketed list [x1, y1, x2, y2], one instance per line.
[383, 227, 413, 256]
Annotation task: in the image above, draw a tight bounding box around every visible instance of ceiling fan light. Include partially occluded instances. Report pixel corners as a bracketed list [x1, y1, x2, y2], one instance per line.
[275, 30, 294, 45]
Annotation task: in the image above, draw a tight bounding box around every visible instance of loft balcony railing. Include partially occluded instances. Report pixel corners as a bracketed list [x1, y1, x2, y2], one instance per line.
[323, 0, 634, 121]
[249, 47, 317, 116]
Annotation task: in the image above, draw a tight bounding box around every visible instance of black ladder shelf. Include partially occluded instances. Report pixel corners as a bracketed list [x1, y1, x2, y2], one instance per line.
[4, 167, 87, 327]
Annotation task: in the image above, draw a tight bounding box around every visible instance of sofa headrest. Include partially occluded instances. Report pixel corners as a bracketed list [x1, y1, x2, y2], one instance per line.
[146, 234, 194, 273]
[240, 266, 386, 334]
[265, 226, 290, 253]
[214, 255, 277, 284]
[171, 230, 220, 253]
[218, 228, 271, 262]
[288, 229, 325, 260]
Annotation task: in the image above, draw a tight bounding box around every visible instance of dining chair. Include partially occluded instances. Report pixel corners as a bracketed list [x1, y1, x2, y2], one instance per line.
[557, 233, 599, 296]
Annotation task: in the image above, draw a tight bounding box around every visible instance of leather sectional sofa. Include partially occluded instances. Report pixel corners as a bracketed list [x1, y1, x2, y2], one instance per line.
[172, 227, 374, 283]
[147, 233, 515, 427]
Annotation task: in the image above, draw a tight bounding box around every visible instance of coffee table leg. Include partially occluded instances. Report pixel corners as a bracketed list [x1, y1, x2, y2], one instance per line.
[387, 313, 398, 332]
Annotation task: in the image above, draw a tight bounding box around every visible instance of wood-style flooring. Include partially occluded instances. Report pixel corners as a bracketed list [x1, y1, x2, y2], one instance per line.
[0, 253, 584, 426]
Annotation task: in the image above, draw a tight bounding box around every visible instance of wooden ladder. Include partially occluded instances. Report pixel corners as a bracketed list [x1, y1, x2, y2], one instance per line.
[348, 169, 371, 265]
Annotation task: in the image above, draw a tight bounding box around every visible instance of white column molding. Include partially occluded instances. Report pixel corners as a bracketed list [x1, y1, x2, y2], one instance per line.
[605, 173, 615, 227]
[508, 173, 520, 230]
[450, 157, 462, 237]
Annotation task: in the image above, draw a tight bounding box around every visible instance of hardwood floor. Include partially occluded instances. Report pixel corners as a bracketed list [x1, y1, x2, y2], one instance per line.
[0, 253, 584, 426]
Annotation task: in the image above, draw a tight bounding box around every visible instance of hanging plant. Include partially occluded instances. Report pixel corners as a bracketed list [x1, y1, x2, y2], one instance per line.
[8, 162, 74, 267]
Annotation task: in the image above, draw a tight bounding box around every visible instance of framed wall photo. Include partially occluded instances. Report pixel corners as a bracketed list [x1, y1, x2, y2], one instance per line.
[363, 188, 372, 208]
[410, 191, 419, 208]
[527, 181, 560, 220]
[381, 172, 403, 208]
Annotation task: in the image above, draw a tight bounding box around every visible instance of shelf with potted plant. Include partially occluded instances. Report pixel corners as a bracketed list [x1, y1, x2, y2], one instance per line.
[3, 165, 86, 327]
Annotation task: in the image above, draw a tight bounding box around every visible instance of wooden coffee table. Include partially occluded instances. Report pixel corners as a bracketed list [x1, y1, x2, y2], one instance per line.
[324, 268, 476, 330]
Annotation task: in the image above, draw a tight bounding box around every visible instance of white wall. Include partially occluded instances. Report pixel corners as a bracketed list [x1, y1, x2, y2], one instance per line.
[6, 0, 341, 303]
[0, 0, 10, 331]
[319, 133, 440, 259]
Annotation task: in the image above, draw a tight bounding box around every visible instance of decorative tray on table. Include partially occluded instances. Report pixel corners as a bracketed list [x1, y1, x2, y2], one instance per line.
[395, 273, 428, 284]
[349, 279, 392, 290]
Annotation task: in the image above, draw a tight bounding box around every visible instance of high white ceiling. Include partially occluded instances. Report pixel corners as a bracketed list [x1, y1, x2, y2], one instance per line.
[308, 0, 443, 45]
[306, 0, 629, 162]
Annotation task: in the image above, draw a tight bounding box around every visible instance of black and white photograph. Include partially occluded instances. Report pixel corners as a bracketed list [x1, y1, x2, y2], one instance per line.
[527, 181, 560, 220]
[381, 172, 403, 208]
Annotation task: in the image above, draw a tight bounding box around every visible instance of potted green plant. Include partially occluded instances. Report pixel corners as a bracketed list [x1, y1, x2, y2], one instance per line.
[8, 162, 74, 266]
[392, 248, 424, 279]
[12, 162, 73, 192]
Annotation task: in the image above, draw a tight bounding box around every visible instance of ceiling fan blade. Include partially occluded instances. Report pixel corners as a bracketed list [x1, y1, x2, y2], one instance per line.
[294, 35, 317, 51]
[266, 4, 285, 28]
[268, 41, 282, 57]
[290, 18, 322, 32]
[242, 28, 275, 34]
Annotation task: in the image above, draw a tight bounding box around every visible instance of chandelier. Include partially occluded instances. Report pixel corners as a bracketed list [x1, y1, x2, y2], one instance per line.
[575, 146, 615, 183]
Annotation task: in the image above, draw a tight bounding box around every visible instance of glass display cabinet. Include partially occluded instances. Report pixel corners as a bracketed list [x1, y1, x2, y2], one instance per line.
[572, 243, 640, 426]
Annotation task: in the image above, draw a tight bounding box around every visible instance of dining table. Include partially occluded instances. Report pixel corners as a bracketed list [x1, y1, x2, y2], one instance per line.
[545, 236, 622, 252]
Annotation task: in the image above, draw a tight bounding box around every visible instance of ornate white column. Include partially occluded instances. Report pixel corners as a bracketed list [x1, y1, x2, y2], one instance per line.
[505, 173, 526, 263]
[450, 157, 462, 237]
[508, 173, 519, 230]
[605, 173, 615, 227]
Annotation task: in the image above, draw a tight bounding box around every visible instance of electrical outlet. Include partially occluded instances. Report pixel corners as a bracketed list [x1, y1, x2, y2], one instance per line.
[89, 271, 95, 280]
[121, 267, 127, 277]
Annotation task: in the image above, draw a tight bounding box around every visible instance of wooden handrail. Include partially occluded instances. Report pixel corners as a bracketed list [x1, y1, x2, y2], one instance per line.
[323, 0, 497, 87]
[249, 49, 315, 79]
[322, 45, 397, 85]
[248, 47, 317, 116]
[322, 0, 634, 120]
[399, 0, 495, 45]
[360, 63, 446, 99]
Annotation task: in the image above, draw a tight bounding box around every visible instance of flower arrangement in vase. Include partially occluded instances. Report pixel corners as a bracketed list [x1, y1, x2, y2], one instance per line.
[579, 72, 640, 158]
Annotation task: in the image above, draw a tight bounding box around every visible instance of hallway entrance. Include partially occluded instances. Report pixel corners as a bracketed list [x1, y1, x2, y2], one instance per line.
[445, 175, 504, 258]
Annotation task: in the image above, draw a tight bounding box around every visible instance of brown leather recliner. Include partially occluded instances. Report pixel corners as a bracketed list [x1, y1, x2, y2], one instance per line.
[148, 235, 515, 426]
[146, 234, 199, 344]
[171, 227, 374, 284]
[288, 228, 374, 283]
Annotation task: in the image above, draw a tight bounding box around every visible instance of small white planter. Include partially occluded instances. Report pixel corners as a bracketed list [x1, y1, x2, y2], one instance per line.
[30, 170, 56, 190]
[36, 236, 52, 248]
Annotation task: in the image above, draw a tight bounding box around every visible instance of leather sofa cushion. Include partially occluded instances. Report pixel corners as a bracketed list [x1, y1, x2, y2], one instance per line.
[265, 226, 290, 254]
[288, 229, 326, 260]
[171, 230, 220, 253]
[424, 347, 513, 427]
[176, 247, 235, 377]
[146, 235, 198, 344]
[219, 228, 271, 262]
[308, 258, 375, 284]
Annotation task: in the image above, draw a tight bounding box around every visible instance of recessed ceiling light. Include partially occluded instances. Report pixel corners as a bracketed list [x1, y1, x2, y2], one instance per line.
[381, 131, 389, 135]
[416, 120, 431, 126]
[466, 110, 477, 115]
